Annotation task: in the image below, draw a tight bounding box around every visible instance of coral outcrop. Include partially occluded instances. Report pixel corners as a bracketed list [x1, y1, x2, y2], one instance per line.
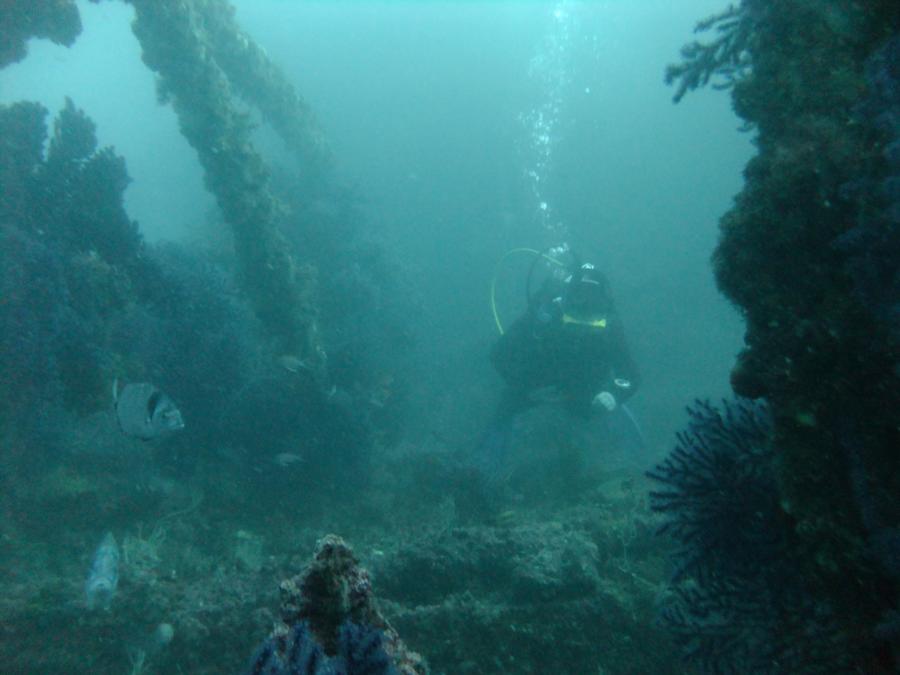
[0, 0, 82, 67]
[0, 99, 142, 428]
[271, 535, 427, 675]
[662, 1, 900, 671]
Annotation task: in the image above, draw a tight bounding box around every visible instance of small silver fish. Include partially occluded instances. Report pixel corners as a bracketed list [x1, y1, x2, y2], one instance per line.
[273, 452, 304, 467]
[113, 379, 184, 441]
[278, 354, 311, 373]
[86, 532, 120, 610]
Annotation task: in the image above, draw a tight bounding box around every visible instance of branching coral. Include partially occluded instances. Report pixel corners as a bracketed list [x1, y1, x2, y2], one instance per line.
[38, 98, 141, 265]
[0, 96, 264, 443]
[0, 100, 140, 424]
[664, 2, 763, 103]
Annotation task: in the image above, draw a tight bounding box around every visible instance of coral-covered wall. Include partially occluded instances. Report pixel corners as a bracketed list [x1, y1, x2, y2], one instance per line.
[659, 1, 900, 670]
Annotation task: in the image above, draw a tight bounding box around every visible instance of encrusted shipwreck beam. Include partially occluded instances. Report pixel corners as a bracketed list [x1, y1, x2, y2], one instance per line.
[124, 0, 323, 366]
[193, 0, 331, 180]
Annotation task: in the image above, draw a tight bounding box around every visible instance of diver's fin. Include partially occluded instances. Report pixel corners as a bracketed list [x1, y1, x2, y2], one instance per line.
[473, 417, 515, 485]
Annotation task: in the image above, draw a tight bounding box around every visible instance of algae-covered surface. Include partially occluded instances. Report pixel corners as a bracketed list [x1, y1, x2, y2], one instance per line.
[1, 1, 897, 673]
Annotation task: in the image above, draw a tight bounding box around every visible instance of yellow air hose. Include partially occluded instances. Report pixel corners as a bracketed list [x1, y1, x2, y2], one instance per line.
[490, 247, 567, 334]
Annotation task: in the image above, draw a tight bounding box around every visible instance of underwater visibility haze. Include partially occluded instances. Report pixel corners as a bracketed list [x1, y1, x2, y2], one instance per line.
[1, 1, 898, 673]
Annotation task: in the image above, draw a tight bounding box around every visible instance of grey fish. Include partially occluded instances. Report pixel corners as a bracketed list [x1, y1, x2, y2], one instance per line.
[113, 380, 184, 440]
[85, 532, 119, 610]
[273, 452, 304, 467]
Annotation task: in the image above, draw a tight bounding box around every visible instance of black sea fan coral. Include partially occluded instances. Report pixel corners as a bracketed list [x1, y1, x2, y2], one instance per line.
[647, 399, 850, 673]
[664, 2, 765, 103]
[647, 399, 780, 582]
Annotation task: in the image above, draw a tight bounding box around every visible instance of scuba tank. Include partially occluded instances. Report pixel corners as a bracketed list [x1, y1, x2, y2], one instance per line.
[490, 244, 577, 334]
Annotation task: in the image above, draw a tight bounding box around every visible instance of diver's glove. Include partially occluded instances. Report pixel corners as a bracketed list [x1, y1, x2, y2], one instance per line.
[592, 391, 617, 413]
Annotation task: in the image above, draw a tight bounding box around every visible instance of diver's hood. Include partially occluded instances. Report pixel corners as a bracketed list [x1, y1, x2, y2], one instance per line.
[562, 263, 612, 323]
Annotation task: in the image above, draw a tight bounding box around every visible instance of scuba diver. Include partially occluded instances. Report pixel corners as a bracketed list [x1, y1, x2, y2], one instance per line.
[478, 246, 641, 480]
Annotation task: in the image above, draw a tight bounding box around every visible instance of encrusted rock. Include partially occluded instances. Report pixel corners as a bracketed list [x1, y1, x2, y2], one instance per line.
[277, 534, 428, 674]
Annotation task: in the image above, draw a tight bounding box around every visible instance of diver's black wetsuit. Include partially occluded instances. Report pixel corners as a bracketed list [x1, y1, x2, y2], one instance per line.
[474, 262, 641, 482]
[490, 296, 640, 423]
